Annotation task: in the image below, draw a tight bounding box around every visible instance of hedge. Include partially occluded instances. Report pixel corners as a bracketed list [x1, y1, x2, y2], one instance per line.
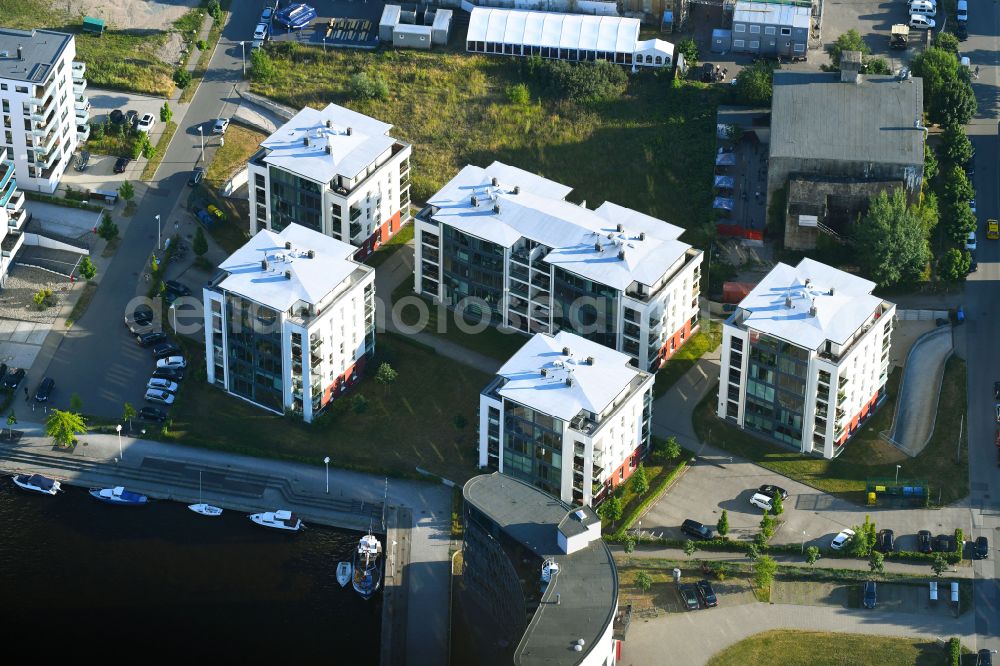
[949, 637, 961, 666]
[612, 455, 689, 540]
[25, 190, 103, 212]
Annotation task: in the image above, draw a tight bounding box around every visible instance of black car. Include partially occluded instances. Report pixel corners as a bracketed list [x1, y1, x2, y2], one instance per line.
[975, 536, 989, 560]
[875, 529, 895, 553]
[681, 519, 714, 540]
[152, 367, 185, 382]
[34, 377, 54, 402]
[152, 342, 181, 359]
[109, 109, 125, 125]
[0, 363, 7, 386]
[125, 109, 139, 127]
[956, 21, 968, 40]
[863, 580, 877, 609]
[757, 484, 789, 501]
[188, 166, 206, 186]
[136, 331, 168, 347]
[125, 305, 154, 328]
[696, 579, 718, 607]
[113, 157, 130, 174]
[164, 280, 192, 297]
[75, 150, 90, 172]
[917, 530, 933, 554]
[935, 534, 954, 553]
[678, 584, 699, 611]
[138, 406, 167, 423]
[994, 381, 1000, 401]
[3, 368, 25, 389]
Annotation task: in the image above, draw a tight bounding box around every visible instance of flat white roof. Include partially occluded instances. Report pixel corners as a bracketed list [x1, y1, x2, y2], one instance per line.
[260, 103, 399, 184]
[467, 8, 639, 53]
[218, 224, 367, 312]
[634, 38, 674, 57]
[496, 331, 645, 421]
[736, 258, 885, 350]
[426, 162, 691, 291]
[380, 4, 401, 27]
[432, 9, 453, 30]
[733, 1, 811, 28]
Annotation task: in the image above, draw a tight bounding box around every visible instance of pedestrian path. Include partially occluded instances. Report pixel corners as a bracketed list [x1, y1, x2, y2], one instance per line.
[889, 325, 953, 456]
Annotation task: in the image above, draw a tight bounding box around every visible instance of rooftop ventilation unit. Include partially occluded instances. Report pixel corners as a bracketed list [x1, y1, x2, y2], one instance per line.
[804, 278, 812, 288]
[470, 195, 478, 207]
[829, 287, 836, 296]
[809, 304, 817, 317]
[493, 204, 500, 215]
[586, 356, 594, 366]
[562, 346, 571, 356]
[325, 119, 332, 128]
[285, 241, 292, 250]
[785, 295, 793, 308]
[491, 177, 499, 186]
[565, 377, 574, 387]
[17, 45, 22, 61]
[512, 185, 520, 194]
[325, 145, 332, 154]
[285, 270, 292, 280]
[616, 223, 624, 232]
[303, 136, 310, 146]
[261, 259, 268, 271]
[594, 241, 602, 252]
[307, 250, 315, 259]
[346, 127, 352, 136]
[639, 231, 646, 241]
[540, 368, 547, 377]
[618, 250, 626, 261]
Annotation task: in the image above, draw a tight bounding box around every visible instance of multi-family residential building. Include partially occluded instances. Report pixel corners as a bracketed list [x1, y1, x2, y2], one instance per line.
[415, 162, 703, 372]
[202, 223, 376, 423]
[247, 103, 412, 259]
[718, 258, 895, 459]
[0, 28, 88, 194]
[0, 147, 26, 285]
[479, 330, 654, 506]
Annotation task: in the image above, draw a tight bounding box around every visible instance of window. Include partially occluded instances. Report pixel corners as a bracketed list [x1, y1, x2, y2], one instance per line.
[734, 24, 746, 32]
[15, 86, 27, 94]
[750, 25, 761, 34]
[781, 27, 792, 36]
[764, 26, 776, 35]
[794, 43, 805, 53]
[750, 41, 760, 49]
[734, 39, 745, 48]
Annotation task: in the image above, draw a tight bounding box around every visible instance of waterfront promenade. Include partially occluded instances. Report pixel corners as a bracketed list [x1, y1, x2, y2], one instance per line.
[0, 421, 451, 665]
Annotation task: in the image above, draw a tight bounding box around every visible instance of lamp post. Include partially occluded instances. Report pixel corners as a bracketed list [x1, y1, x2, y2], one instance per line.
[323, 456, 330, 494]
[115, 423, 123, 461]
[198, 125, 204, 162]
[169, 303, 176, 332]
[895, 464, 901, 485]
[240, 41, 246, 77]
[154, 214, 161, 250]
[801, 530, 808, 554]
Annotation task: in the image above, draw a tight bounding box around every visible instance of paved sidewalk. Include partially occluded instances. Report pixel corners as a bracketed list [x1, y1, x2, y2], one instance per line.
[890, 325, 954, 456]
[651, 345, 722, 453]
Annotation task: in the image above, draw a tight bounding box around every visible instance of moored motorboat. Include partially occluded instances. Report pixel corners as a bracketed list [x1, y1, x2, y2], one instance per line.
[352, 531, 383, 600]
[89, 486, 148, 506]
[188, 503, 223, 517]
[248, 509, 303, 531]
[336, 561, 352, 588]
[12, 473, 61, 496]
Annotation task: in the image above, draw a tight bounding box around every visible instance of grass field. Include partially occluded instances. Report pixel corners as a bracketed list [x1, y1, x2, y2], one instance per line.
[364, 221, 414, 269]
[205, 124, 266, 191]
[693, 356, 969, 505]
[251, 46, 722, 242]
[708, 630, 951, 666]
[166, 333, 489, 482]
[141, 121, 178, 180]
[654, 320, 721, 397]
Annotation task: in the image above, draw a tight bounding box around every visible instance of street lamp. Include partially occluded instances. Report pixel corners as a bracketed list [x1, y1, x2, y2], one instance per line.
[801, 530, 808, 554]
[198, 125, 204, 162]
[240, 41, 246, 77]
[895, 464, 901, 485]
[323, 456, 330, 494]
[115, 423, 123, 461]
[169, 303, 177, 332]
[154, 214, 161, 250]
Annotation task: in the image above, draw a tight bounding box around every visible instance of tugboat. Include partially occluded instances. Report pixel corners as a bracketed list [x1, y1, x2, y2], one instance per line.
[89, 486, 149, 506]
[248, 509, 303, 532]
[352, 531, 383, 600]
[12, 473, 62, 496]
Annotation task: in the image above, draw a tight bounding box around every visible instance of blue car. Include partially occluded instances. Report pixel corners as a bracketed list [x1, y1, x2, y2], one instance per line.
[195, 209, 214, 227]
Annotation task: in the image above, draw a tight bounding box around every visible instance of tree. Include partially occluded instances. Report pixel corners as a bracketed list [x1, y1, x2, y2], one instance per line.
[938, 248, 971, 282]
[97, 213, 119, 241]
[911, 47, 959, 111]
[78, 256, 97, 281]
[923, 143, 939, 183]
[351, 393, 368, 414]
[45, 409, 87, 448]
[864, 56, 891, 75]
[173, 67, 192, 89]
[91, 121, 105, 141]
[934, 31, 960, 55]
[827, 29, 870, 68]
[933, 79, 977, 127]
[805, 545, 820, 565]
[160, 102, 172, 123]
[732, 60, 773, 105]
[141, 138, 156, 160]
[759, 510, 777, 540]
[942, 200, 977, 244]
[869, 550, 886, 577]
[656, 436, 682, 461]
[849, 515, 878, 557]
[250, 49, 276, 83]
[746, 542, 761, 562]
[123, 402, 136, 432]
[683, 539, 697, 556]
[598, 495, 622, 526]
[931, 553, 948, 577]
[375, 362, 398, 393]
[623, 533, 636, 554]
[852, 189, 930, 288]
[6, 410, 15, 438]
[69, 393, 83, 412]
[940, 124, 973, 165]
[191, 226, 208, 258]
[753, 555, 778, 590]
[630, 463, 649, 495]
[717, 509, 730, 537]
[771, 493, 784, 516]
[676, 38, 699, 67]
[635, 570, 653, 591]
[118, 180, 135, 203]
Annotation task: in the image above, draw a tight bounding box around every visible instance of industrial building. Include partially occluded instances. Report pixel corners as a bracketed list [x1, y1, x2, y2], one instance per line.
[730, 0, 811, 59]
[378, 4, 452, 49]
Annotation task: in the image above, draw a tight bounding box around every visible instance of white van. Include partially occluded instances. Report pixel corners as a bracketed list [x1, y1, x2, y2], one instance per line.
[909, 14, 936, 29]
[957, 0, 968, 22]
[908, 0, 936, 16]
[749, 492, 774, 511]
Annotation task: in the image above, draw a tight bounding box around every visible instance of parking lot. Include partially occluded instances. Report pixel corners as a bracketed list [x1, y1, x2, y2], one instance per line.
[260, 1, 381, 49]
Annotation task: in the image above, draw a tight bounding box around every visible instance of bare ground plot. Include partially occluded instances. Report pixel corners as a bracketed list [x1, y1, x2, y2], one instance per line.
[0, 266, 72, 325]
[61, 0, 201, 31]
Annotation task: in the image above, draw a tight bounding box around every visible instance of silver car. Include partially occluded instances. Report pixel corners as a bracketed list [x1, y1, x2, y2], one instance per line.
[144, 389, 175, 405]
[146, 378, 178, 393]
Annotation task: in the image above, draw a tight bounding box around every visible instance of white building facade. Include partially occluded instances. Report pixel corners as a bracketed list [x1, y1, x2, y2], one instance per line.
[718, 258, 895, 459]
[0, 28, 88, 194]
[248, 103, 411, 260]
[203, 224, 376, 423]
[479, 331, 655, 506]
[415, 162, 703, 372]
[0, 146, 26, 285]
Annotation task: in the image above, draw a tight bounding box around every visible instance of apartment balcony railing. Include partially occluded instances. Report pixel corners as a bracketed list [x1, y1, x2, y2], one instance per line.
[77, 123, 90, 142]
[1, 230, 24, 258]
[72, 61, 86, 78]
[72, 79, 87, 96]
[74, 94, 90, 111]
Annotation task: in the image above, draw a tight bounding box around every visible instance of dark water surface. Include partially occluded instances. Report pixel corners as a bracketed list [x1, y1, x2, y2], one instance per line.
[0, 482, 380, 660]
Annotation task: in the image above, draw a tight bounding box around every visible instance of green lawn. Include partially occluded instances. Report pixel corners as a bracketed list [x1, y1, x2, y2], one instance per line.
[165, 333, 490, 483]
[653, 320, 721, 398]
[693, 356, 969, 505]
[364, 221, 414, 269]
[708, 630, 951, 666]
[251, 46, 722, 243]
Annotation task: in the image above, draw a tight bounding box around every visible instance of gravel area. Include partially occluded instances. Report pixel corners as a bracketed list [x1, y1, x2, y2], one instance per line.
[0, 266, 70, 325]
[63, 0, 202, 31]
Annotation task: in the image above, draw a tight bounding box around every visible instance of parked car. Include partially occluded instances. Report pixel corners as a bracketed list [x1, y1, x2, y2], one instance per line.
[75, 150, 90, 172]
[152, 367, 185, 383]
[212, 117, 230, 135]
[678, 584, 700, 611]
[970, 197, 977, 215]
[152, 342, 182, 359]
[748, 492, 774, 512]
[109, 109, 125, 125]
[260, 7, 273, 23]
[681, 519, 714, 540]
[188, 166, 206, 186]
[917, 530, 933, 553]
[977, 649, 993, 666]
[206, 204, 227, 223]
[144, 389, 175, 405]
[935, 534, 955, 553]
[164, 280, 191, 297]
[33, 377, 55, 402]
[157, 356, 187, 370]
[956, 20, 968, 39]
[3, 368, 25, 389]
[975, 536, 989, 559]
[137, 406, 167, 422]
[696, 579, 718, 607]
[875, 529, 895, 553]
[253, 23, 269, 41]
[125, 306, 154, 334]
[994, 381, 1000, 400]
[195, 209, 215, 227]
[124, 109, 139, 127]
[957, 0, 968, 22]
[137, 113, 155, 133]
[136, 331, 167, 347]
[831, 528, 856, 550]
[146, 378, 178, 393]
[996, 403, 1000, 424]
[113, 157, 130, 174]
[966, 231, 977, 251]
[863, 580, 877, 609]
[757, 484, 789, 501]
[909, 14, 935, 29]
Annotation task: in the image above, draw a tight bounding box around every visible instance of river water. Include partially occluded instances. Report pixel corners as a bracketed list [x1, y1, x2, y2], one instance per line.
[0, 481, 381, 661]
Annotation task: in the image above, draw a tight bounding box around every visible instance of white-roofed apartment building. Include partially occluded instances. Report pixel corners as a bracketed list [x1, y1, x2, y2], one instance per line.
[718, 258, 895, 459]
[203, 223, 376, 423]
[247, 103, 412, 260]
[414, 162, 703, 374]
[480, 330, 655, 506]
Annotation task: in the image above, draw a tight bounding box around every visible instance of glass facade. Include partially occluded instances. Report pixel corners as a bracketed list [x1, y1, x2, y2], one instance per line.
[441, 226, 504, 324]
[268, 166, 322, 233]
[502, 401, 563, 497]
[225, 294, 284, 412]
[743, 334, 808, 447]
[552, 266, 619, 349]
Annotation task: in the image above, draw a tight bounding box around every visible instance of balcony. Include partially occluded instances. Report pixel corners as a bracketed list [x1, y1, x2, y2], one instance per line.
[570, 411, 599, 435]
[1, 230, 23, 259]
[76, 123, 90, 142]
[6, 189, 25, 215]
[74, 94, 90, 111]
[72, 61, 86, 78]
[75, 104, 90, 124]
[72, 78, 87, 96]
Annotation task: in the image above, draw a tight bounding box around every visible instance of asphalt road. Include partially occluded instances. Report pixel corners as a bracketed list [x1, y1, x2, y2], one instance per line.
[35, 8, 266, 419]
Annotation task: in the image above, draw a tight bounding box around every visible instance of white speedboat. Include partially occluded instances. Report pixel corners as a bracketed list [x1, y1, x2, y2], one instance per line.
[249, 509, 303, 531]
[188, 503, 223, 517]
[89, 486, 148, 506]
[336, 561, 352, 588]
[12, 473, 61, 496]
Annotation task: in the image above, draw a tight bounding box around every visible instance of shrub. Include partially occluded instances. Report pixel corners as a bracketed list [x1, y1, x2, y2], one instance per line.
[717, 509, 729, 537]
[629, 463, 649, 494]
[351, 393, 368, 414]
[350, 72, 389, 101]
[683, 539, 696, 556]
[250, 49, 276, 82]
[635, 570, 652, 592]
[622, 533, 636, 554]
[97, 213, 119, 241]
[78, 256, 97, 280]
[805, 546, 820, 565]
[949, 637, 961, 666]
[91, 121, 105, 141]
[141, 140, 156, 160]
[173, 68, 192, 88]
[196, 39, 208, 51]
[160, 102, 173, 124]
[676, 38, 698, 67]
[522, 58, 627, 103]
[193, 226, 208, 257]
[33, 288, 54, 309]
[506, 83, 530, 105]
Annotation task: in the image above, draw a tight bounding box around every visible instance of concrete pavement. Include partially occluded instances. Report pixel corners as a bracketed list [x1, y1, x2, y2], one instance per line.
[890, 325, 954, 456]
